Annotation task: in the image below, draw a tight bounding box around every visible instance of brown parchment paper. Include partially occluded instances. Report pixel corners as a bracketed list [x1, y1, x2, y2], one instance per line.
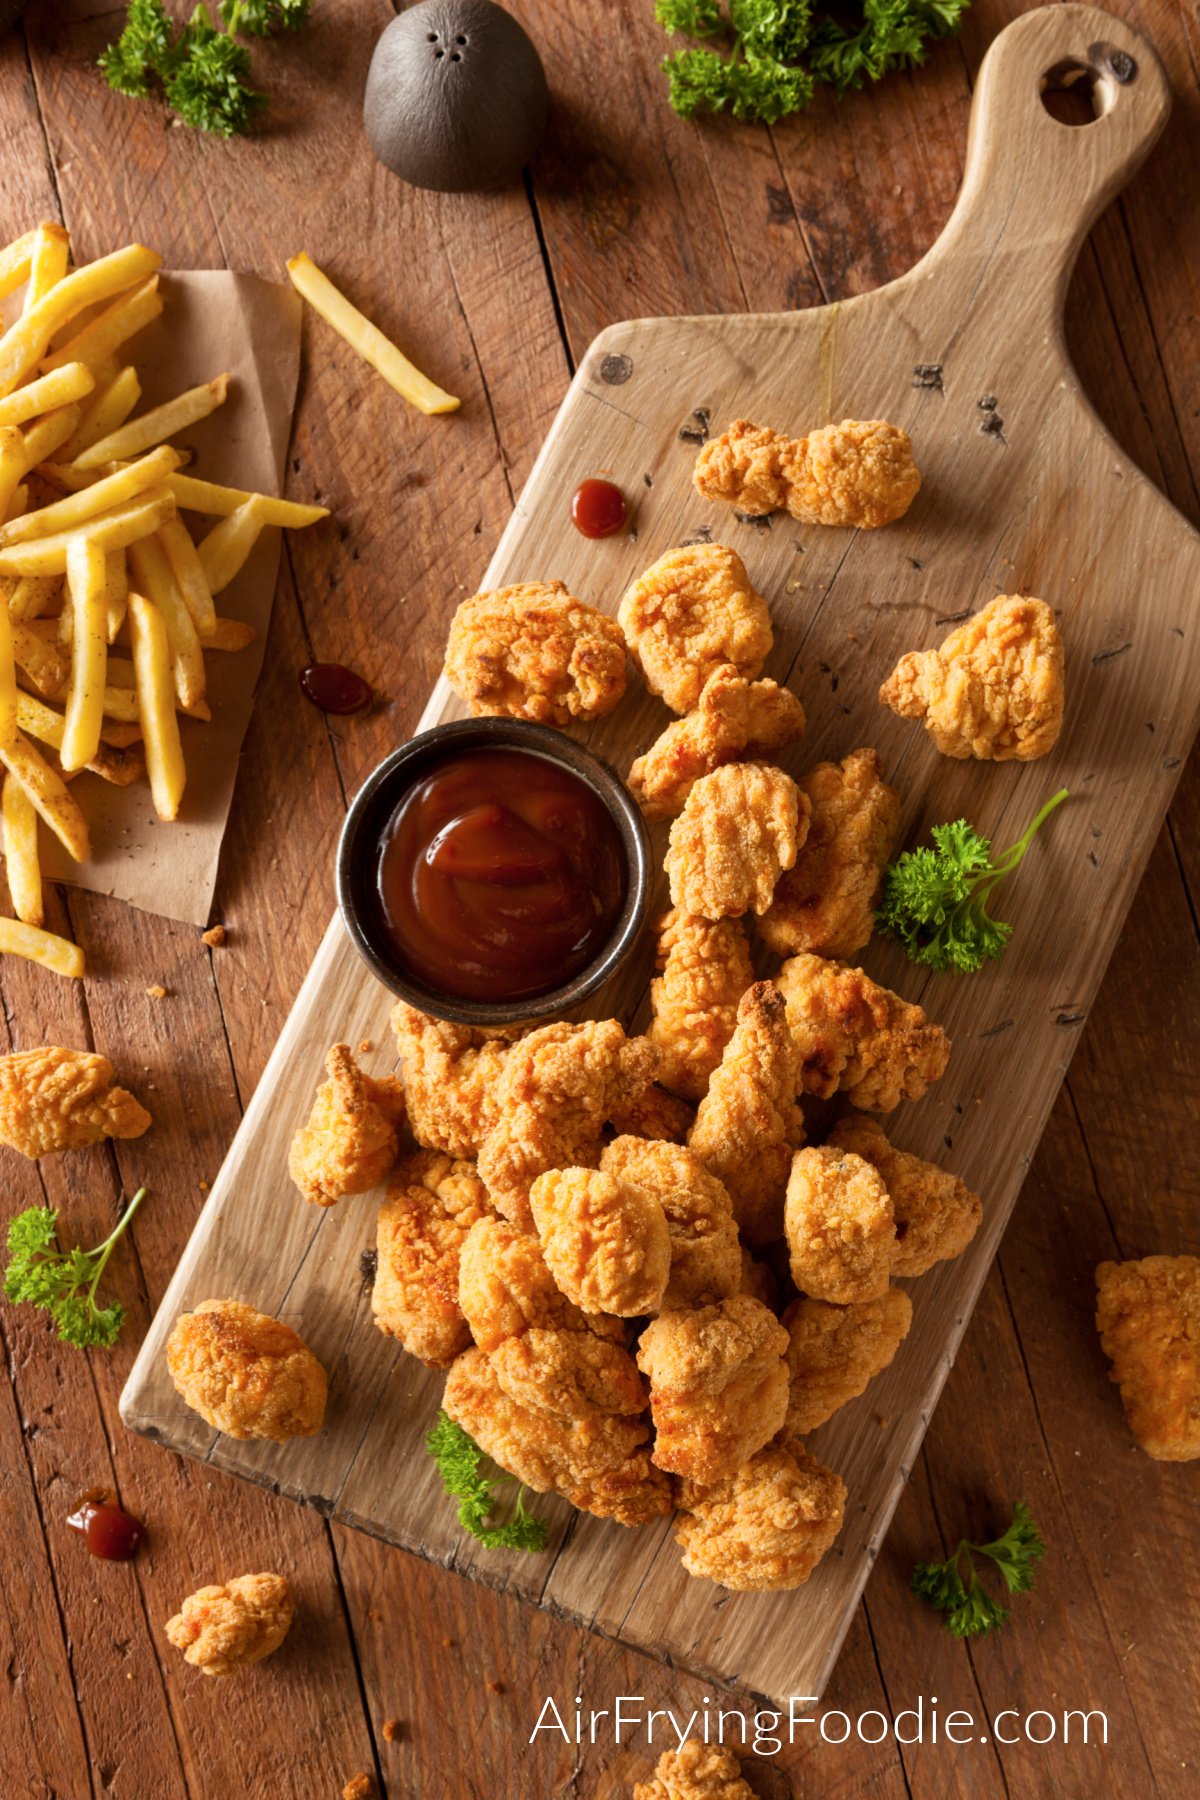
[38, 271, 304, 926]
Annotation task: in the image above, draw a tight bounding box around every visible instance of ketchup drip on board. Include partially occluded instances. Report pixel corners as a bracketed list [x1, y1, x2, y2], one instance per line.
[374, 746, 627, 1003]
[299, 663, 373, 714]
[570, 478, 627, 539]
[67, 1489, 144, 1562]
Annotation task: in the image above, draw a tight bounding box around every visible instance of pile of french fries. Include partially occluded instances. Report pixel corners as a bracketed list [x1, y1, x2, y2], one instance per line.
[0, 224, 329, 979]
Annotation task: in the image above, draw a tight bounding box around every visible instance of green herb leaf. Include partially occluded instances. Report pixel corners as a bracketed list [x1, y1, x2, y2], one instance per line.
[3, 1189, 147, 1349]
[101, 0, 305, 135]
[164, 5, 265, 137]
[912, 1500, 1045, 1637]
[425, 1412, 550, 1553]
[219, 0, 311, 36]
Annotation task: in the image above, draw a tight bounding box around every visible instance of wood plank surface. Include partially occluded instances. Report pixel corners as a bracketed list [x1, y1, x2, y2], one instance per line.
[0, 1, 1196, 1795]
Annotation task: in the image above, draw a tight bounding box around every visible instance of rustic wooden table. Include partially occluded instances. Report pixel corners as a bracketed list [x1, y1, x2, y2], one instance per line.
[0, 3, 1195, 1797]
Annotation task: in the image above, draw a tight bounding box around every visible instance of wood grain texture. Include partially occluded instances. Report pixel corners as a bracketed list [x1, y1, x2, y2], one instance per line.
[118, 4, 1200, 1711]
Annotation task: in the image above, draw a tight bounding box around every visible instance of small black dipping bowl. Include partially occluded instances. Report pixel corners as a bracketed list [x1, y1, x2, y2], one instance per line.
[336, 717, 651, 1027]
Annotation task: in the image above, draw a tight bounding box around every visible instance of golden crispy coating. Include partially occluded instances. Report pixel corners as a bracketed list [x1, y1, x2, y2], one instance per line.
[782, 1288, 912, 1434]
[674, 1438, 846, 1589]
[444, 580, 626, 725]
[694, 417, 920, 529]
[443, 1346, 673, 1526]
[608, 1081, 696, 1145]
[738, 1249, 777, 1310]
[530, 1167, 671, 1317]
[759, 748, 901, 959]
[391, 1002, 518, 1160]
[457, 1216, 621, 1351]
[633, 1740, 755, 1800]
[879, 594, 1064, 761]
[647, 908, 754, 1103]
[490, 1327, 646, 1419]
[776, 953, 950, 1112]
[636, 1295, 790, 1483]
[601, 1137, 741, 1310]
[477, 1020, 656, 1226]
[372, 1151, 493, 1367]
[287, 1042, 406, 1207]
[689, 982, 803, 1248]
[629, 665, 806, 820]
[165, 1573, 293, 1677]
[665, 762, 806, 920]
[828, 1115, 982, 1276]
[0, 1046, 151, 1158]
[618, 544, 773, 714]
[1095, 1256, 1200, 1461]
[785, 1146, 896, 1305]
[166, 1300, 327, 1441]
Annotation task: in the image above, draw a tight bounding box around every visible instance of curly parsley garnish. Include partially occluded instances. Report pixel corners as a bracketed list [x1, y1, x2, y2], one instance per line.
[877, 788, 1069, 974]
[912, 1500, 1046, 1637]
[657, 0, 972, 124]
[100, 1, 310, 138]
[426, 1411, 550, 1553]
[3, 1188, 148, 1349]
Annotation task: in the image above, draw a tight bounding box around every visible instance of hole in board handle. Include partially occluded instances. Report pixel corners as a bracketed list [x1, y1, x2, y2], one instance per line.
[1040, 46, 1134, 128]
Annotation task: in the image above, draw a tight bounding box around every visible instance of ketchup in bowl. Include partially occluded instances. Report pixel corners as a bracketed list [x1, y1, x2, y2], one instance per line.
[374, 745, 627, 1004]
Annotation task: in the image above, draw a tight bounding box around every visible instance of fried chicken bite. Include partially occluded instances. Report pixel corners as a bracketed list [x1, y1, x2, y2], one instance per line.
[0, 1046, 151, 1158]
[287, 1043, 406, 1207]
[629, 665, 806, 819]
[477, 1020, 656, 1226]
[665, 762, 806, 920]
[165, 1572, 293, 1677]
[391, 1002, 517, 1160]
[601, 1137, 741, 1310]
[457, 1216, 622, 1351]
[1095, 1256, 1200, 1461]
[444, 580, 626, 724]
[738, 1249, 778, 1310]
[490, 1326, 646, 1419]
[674, 1438, 846, 1590]
[636, 1295, 790, 1483]
[618, 544, 773, 714]
[166, 1300, 327, 1441]
[689, 982, 803, 1248]
[694, 417, 920, 530]
[443, 1346, 672, 1526]
[372, 1151, 494, 1367]
[759, 748, 901, 959]
[827, 1115, 981, 1276]
[782, 1288, 912, 1434]
[776, 953, 950, 1112]
[633, 1740, 755, 1800]
[879, 593, 1064, 761]
[647, 908, 754, 1103]
[530, 1167, 671, 1317]
[608, 1081, 695, 1145]
[784, 1146, 896, 1305]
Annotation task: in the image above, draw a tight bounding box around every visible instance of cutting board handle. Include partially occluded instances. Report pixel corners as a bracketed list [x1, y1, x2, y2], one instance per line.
[925, 5, 1170, 314]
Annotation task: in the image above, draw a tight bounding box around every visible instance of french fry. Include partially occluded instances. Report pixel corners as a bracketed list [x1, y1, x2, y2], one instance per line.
[16, 692, 140, 754]
[41, 275, 162, 375]
[0, 243, 161, 397]
[0, 486, 177, 576]
[0, 602, 15, 745]
[60, 536, 108, 771]
[203, 616, 257, 652]
[60, 364, 141, 461]
[0, 730, 89, 861]
[128, 592, 185, 822]
[104, 548, 128, 643]
[20, 405, 83, 473]
[105, 656, 135, 689]
[0, 229, 39, 302]
[5, 484, 27, 525]
[0, 361, 94, 429]
[168, 471, 327, 528]
[0, 915, 84, 979]
[82, 740, 145, 788]
[0, 427, 23, 520]
[0, 445, 183, 546]
[286, 252, 460, 415]
[2, 771, 42, 926]
[198, 496, 269, 595]
[128, 533, 205, 707]
[158, 514, 216, 636]
[7, 575, 61, 623]
[24, 224, 70, 313]
[98, 720, 142, 749]
[74, 374, 230, 470]
[12, 621, 69, 698]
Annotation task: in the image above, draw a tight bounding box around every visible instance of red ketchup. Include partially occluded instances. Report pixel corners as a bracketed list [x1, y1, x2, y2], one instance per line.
[570, 478, 627, 539]
[299, 662, 373, 714]
[67, 1490, 144, 1562]
[374, 746, 626, 1003]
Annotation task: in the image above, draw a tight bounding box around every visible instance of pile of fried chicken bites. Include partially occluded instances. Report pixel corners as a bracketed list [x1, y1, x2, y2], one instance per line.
[155, 411, 1195, 1642]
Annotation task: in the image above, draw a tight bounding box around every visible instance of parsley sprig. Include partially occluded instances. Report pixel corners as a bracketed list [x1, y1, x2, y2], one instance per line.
[3, 1188, 148, 1350]
[100, 1, 311, 138]
[426, 1411, 550, 1553]
[657, 0, 972, 123]
[877, 788, 1069, 974]
[912, 1500, 1046, 1637]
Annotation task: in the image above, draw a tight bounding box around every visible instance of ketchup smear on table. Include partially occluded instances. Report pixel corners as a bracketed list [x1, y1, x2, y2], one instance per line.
[299, 662, 373, 714]
[67, 1490, 144, 1562]
[374, 746, 627, 1003]
[570, 478, 627, 539]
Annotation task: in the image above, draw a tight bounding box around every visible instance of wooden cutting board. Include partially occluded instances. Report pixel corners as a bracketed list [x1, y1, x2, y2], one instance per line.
[121, 5, 1200, 1706]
